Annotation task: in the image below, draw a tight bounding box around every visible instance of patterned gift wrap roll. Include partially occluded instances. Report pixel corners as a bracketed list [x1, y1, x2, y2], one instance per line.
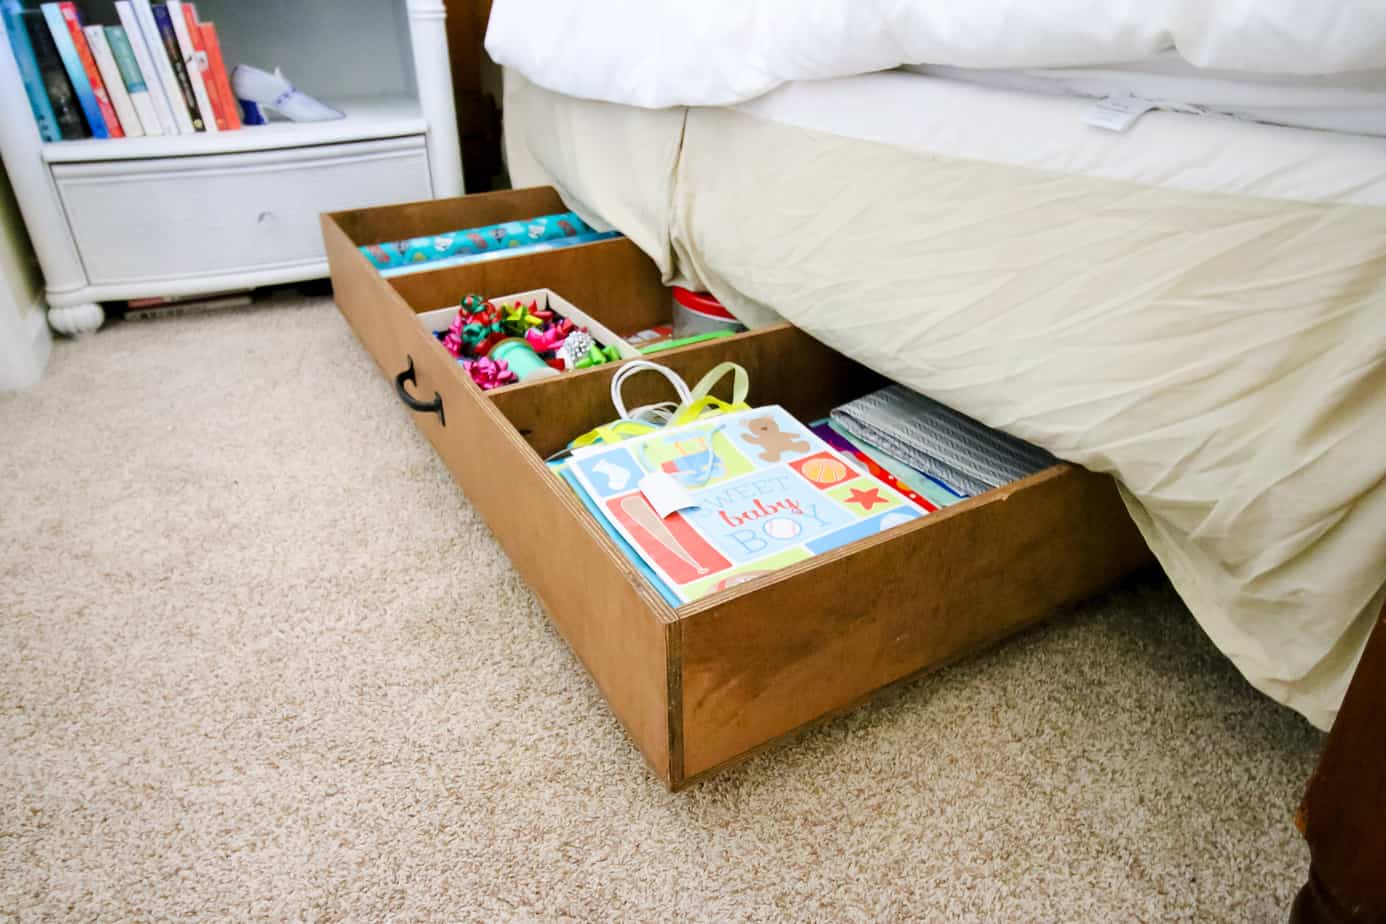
[379, 230, 622, 279]
[359, 211, 598, 270]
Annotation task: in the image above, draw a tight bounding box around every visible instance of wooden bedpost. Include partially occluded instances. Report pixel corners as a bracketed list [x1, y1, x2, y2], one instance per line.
[1290, 601, 1386, 924]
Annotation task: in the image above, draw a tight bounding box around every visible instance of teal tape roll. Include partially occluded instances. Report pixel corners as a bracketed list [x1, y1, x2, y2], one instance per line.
[488, 338, 558, 381]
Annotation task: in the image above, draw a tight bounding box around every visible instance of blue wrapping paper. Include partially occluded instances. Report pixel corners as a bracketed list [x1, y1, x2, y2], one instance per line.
[359, 212, 597, 270]
[379, 230, 623, 278]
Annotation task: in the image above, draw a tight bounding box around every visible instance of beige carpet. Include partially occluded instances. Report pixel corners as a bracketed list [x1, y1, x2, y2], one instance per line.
[1, 296, 1324, 922]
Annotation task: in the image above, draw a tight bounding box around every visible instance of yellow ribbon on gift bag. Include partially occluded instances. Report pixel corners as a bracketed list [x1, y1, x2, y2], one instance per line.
[561, 361, 751, 455]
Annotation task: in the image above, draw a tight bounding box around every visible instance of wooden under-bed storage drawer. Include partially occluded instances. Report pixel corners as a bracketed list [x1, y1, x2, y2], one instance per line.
[322, 188, 1152, 788]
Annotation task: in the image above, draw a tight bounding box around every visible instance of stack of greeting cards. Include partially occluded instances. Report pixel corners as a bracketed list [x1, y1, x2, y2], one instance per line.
[561, 405, 929, 606]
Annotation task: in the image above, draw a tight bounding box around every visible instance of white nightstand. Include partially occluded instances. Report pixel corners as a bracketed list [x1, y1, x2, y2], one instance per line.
[0, 0, 462, 333]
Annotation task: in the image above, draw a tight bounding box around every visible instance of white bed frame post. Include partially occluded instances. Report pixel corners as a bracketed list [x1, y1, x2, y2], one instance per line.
[408, 0, 464, 199]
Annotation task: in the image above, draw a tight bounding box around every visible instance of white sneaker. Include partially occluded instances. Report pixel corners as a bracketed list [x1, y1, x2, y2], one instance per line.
[230, 65, 344, 123]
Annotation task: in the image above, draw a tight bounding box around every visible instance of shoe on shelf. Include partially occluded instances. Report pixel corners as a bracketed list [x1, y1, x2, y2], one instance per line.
[230, 65, 344, 124]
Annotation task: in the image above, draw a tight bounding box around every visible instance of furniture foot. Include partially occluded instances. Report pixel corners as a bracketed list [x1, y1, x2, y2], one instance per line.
[47, 301, 104, 335]
[1291, 869, 1354, 924]
[1291, 601, 1386, 924]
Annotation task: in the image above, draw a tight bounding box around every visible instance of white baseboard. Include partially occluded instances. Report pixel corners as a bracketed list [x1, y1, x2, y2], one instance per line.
[0, 295, 53, 391]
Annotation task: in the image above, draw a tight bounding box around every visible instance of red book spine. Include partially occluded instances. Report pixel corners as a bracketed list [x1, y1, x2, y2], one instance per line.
[198, 22, 239, 130]
[179, 3, 226, 130]
[57, 2, 123, 137]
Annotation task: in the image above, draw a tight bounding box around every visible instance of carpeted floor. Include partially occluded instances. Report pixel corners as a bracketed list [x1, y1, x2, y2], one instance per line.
[1, 296, 1325, 922]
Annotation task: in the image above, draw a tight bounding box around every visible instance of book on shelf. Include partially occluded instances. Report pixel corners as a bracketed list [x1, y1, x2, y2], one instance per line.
[124, 290, 253, 317]
[12, 0, 252, 142]
[107, 19, 168, 135]
[38, 2, 106, 137]
[50, 2, 123, 136]
[18, 9, 86, 138]
[149, 0, 203, 131]
[125, 0, 189, 133]
[2, 0, 60, 141]
[176, 2, 226, 130]
[84, 24, 142, 137]
[164, 0, 216, 132]
[198, 20, 239, 130]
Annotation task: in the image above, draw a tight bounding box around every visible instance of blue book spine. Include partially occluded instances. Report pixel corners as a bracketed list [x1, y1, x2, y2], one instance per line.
[2, 0, 60, 141]
[39, 2, 106, 138]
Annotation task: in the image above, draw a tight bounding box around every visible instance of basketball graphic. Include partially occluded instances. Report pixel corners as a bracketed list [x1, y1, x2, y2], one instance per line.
[791, 452, 855, 487]
[800, 457, 847, 484]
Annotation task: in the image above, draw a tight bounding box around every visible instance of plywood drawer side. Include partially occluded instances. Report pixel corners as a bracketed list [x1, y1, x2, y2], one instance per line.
[675, 464, 1152, 781]
[324, 212, 681, 782]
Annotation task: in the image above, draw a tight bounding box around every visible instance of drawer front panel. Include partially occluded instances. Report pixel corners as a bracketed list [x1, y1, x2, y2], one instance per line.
[55, 137, 431, 286]
[676, 464, 1151, 780]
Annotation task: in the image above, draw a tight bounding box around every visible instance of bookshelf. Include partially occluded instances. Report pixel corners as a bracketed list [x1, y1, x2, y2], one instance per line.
[0, 0, 462, 332]
[41, 95, 428, 162]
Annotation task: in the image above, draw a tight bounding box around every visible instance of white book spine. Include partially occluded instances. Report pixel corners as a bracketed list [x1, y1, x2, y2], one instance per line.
[130, 0, 192, 133]
[115, 1, 176, 136]
[128, 88, 162, 137]
[84, 26, 144, 138]
[164, 0, 217, 133]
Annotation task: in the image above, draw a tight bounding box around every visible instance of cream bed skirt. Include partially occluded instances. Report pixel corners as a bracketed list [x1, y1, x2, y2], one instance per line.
[504, 70, 1386, 731]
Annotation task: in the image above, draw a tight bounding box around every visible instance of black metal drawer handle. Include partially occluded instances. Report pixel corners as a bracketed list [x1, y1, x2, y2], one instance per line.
[394, 356, 445, 426]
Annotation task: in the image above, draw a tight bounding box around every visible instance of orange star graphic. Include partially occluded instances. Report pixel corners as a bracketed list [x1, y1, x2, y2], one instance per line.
[845, 487, 887, 511]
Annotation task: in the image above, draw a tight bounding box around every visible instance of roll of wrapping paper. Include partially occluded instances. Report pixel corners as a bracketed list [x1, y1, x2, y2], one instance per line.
[359, 212, 598, 270]
[378, 231, 623, 279]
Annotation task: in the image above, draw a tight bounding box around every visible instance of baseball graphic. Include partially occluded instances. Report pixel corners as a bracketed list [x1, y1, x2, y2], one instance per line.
[763, 517, 802, 540]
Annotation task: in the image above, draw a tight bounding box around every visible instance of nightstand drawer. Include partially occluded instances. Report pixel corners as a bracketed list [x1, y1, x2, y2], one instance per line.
[53, 136, 431, 287]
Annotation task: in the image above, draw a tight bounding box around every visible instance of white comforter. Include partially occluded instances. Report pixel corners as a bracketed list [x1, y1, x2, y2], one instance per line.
[486, 0, 1386, 109]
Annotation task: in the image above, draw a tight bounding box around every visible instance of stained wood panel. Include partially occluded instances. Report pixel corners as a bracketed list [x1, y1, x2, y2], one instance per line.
[322, 214, 408, 378]
[330, 186, 564, 252]
[490, 324, 884, 458]
[1291, 603, 1386, 923]
[676, 464, 1152, 780]
[389, 236, 670, 334]
[325, 207, 679, 782]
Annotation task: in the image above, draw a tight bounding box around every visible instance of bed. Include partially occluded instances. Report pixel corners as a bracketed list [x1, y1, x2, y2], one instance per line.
[502, 64, 1386, 734]
[488, 2, 1386, 914]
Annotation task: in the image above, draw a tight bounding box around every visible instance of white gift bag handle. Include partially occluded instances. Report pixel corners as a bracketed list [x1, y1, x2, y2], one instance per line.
[611, 360, 692, 425]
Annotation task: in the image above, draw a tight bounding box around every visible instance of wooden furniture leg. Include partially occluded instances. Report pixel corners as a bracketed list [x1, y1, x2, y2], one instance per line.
[1291, 601, 1386, 924]
[443, 0, 503, 192]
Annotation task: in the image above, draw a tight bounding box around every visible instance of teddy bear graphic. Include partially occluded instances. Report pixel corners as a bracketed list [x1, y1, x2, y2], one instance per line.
[742, 416, 810, 462]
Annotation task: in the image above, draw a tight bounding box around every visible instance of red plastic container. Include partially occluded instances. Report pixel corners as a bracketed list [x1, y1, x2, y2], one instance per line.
[671, 286, 745, 337]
